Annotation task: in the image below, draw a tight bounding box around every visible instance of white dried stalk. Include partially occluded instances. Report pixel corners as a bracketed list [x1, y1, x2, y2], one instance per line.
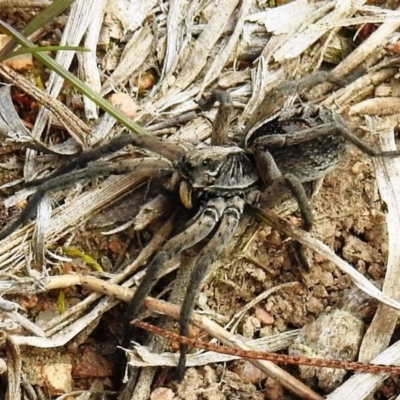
[273, 0, 366, 61]
[199, 0, 252, 96]
[161, 0, 188, 80]
[152, 0, 238, 110]
[33, 195, 52, 266]
[108, 0, 158, 33]
[128, 330, 298, 368]
[101, 25, 154, 96]
[79, 0, 107, 119]
[5, 338, 21, 400]
[324, 68, 399, 109]
[11, 297, 119, 348]
[358, 128, 400, 359]
[248, 0, 317, 35]
[86, 113, 118, 147]
[6, 312, 46, 338]
[28, 0, 97, 160]
[331, 4, 400, 78]
[174, 0, 240, 91]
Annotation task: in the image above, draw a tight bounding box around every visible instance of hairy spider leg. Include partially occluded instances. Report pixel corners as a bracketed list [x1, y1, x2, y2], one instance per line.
[177, 195, 245, 379]
[331, 113, 400, 158]
[24, 133, 182, 189]
[0, 135, 147, 240]
[0, 133, 177, 240]
[34, 159, 170, 189]
[0, 190, 47, 241]
[244, 72, 345, 133]
[29, 134, 142, 186]
[199, 90, 233, 146]
[0, 159, 171, 241]
[253, 147, 314, 269]
[123, 197, 228, 349]
[253, 117, 400, 159]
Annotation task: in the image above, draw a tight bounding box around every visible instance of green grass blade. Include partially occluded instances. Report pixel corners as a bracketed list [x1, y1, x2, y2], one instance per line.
[0, 0, 76, 56]
[0, 20, 149, 137]
[0, 46, 89, 62]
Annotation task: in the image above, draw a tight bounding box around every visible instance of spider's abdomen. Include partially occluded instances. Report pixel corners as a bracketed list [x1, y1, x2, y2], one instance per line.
[246, 104, 349, 183]
[270, 137, 347, 181]
[178, 146, 260, 196]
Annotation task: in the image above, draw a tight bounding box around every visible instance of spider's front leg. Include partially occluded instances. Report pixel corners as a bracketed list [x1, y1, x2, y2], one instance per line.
[0, 158, 171, 241]
[176, 195, 246, 379]
[199, 90, 233, 145]
[123, 197, 228, 348]
[0, 131, 185, 241]
[25, 133, 184, 188]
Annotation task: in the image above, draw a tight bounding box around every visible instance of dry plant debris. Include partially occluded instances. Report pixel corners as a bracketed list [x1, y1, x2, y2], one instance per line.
[1, 1, 400, 399]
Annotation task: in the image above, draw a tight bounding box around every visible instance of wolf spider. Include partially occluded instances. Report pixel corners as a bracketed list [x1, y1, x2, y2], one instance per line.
[1, 74, 400, 381]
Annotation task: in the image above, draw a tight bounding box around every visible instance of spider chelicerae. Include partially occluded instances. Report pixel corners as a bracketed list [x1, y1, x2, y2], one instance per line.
[1, 73, 400, 380]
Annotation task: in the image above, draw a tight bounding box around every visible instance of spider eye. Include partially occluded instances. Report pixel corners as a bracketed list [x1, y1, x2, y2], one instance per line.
[202, 159, 210, 166]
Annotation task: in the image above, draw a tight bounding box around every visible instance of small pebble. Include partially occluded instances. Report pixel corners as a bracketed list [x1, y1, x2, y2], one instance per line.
[109, 93, 138, 118]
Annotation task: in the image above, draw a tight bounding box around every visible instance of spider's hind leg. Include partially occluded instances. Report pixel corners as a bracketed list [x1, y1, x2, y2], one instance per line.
[254, 148, 313, 270]
[254, 106, 400, 159]
[331, 112, 400, 158]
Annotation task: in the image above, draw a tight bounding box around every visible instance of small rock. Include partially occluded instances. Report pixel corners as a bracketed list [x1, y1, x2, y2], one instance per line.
[108, 93, 138, 118]
[242, 316, 261, 338]
[265, 377, 283, 400]
[150, 387, 174, 400]
[42, 364, 72, 395]
[72, 347, 113, 378]
[289, 308, 364, 392]
[350, 161, 364, 175]
[133, 72, 156, 92]
[254, 307, 274, 326]
[319, 271, 334, 287]
[236, 362, 266, 383]
[342, 234, 382, 264]
[306, 296, 325, 315]
[312, 284, 329, 299]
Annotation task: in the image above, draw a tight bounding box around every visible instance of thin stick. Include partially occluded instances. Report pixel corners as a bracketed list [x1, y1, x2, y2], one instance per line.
[132, 320, 400, 375]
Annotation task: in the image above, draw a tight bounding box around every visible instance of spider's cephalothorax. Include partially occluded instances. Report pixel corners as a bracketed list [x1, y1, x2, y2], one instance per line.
[176, 146, 260, 209]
